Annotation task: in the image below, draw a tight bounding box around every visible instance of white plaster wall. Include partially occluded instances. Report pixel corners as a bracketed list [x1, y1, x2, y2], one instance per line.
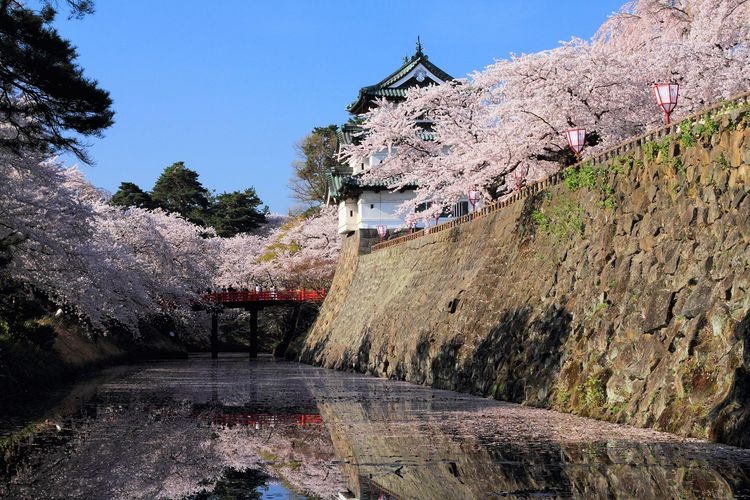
[358, 190, 415, 229]
[337, 199, 360, 234]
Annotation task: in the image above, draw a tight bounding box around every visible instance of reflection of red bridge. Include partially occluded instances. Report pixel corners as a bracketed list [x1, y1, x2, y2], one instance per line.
[203, 289, 326, 306]
[194, 411, 323, 428]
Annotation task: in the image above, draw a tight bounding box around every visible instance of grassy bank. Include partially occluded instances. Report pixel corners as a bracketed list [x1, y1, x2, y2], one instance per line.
[0, 315, 187, 399]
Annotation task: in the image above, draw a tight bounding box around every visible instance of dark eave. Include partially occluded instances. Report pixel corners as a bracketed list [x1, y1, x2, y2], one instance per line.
[327, 169, 417, 200]
[337, 123, 364, 147]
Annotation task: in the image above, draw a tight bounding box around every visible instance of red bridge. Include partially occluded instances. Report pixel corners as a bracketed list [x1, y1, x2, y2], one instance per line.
[203, 289, 326, 306]
[203, 289, 327, 360]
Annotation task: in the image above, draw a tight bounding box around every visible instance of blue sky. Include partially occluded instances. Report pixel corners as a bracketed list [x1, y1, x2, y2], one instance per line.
[54, 1, 626, 214]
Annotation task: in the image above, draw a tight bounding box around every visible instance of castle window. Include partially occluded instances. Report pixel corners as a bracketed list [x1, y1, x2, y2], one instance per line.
[452, 201, 469, 217]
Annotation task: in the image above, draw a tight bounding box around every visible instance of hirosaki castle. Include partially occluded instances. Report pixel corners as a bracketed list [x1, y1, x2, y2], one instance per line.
[327, 41, 464, 238]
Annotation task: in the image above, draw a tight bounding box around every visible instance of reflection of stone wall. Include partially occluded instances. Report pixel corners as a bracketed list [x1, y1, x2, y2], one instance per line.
[300, 108, 750, 447]
[316, 397, 745, 499]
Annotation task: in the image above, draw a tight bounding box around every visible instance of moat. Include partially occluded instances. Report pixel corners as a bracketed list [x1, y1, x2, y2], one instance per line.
[2, 354, 750, 499]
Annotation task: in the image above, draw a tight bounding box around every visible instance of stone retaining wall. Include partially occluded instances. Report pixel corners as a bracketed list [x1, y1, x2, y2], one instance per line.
[300, 104, 750, 447]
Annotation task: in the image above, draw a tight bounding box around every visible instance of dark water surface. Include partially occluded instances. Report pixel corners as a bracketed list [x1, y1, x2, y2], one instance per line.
[1, 354, 750, 499]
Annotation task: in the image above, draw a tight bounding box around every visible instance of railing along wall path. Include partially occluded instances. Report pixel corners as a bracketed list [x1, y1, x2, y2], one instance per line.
[371, 91, 750, 252]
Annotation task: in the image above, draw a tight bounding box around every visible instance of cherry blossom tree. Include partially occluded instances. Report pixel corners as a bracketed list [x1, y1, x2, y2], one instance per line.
[2, 142, 340, 337]
[344, 0, 749, 220]
[272, 206, 340, 289]
[1, 150, 218, 332]
[214, 231, 273, 289]
[215, 207, 339, 291]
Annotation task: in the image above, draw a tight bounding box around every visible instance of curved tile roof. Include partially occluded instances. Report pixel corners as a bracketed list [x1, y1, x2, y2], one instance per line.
[347, 44, 454, 115]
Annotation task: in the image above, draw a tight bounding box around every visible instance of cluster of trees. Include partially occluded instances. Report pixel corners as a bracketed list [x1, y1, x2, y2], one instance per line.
[111, 162, 268, 237]
[2, 150, 339, 339]
[0, 0, 340, 345]
[344, 0, 750, 222]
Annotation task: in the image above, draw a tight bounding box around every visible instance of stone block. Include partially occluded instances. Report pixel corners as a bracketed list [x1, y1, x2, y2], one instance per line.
[681, 283, 715, 319]
[641, 288, 675, 334]
[662, 242, 681, 275]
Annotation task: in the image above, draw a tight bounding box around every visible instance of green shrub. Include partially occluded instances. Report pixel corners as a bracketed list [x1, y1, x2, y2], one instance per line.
[670, 156, 685, 175]
[695, 115, 719, 141]
[717, 152, 730, 170]
[563, 162, 615, 209]
[609, 156, 634, 176]
[643, 140, 658, 161]
[643, 137, 671, 161]
[679, 119, 696, 148]
[583, 376, 606, 406]
[533, 199, 584, 241]
[531, 209, 549, 232]
[563, 163, 597, 191]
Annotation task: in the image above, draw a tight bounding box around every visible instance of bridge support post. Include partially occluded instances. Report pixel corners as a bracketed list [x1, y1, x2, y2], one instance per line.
[249, 306, 258, 358]
[211, 313, 219, 359]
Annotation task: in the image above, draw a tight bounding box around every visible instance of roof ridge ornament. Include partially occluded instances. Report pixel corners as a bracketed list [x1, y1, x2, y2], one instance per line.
[415, 36, 423, 59]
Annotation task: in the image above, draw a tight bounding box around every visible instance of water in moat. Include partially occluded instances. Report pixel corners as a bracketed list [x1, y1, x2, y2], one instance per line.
[2, 354, 750, 499]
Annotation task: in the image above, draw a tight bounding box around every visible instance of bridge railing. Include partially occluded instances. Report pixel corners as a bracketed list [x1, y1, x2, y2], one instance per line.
[203, 289, 327, 304]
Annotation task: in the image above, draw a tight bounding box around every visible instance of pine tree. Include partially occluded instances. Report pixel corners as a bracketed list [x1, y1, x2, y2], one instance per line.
[151, 162, 210, 224]
[0, 1, 113, 162]
[110, 182, 154, 209]
[209, 189, 268, 238]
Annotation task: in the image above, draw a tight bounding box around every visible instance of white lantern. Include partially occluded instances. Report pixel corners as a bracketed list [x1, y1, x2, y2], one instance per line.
[376, 224, 387, 240]
[565, 128, 586, 155]
[513, 165, 530, 191]
[654, 83, 679, 124]
[468, 190, 481, 211]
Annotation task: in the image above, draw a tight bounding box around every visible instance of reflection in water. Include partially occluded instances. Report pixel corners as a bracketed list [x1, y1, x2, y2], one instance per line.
[1, 355, 750, 499]
[309, 376, 750, 499]
[185, 467, 270, 500]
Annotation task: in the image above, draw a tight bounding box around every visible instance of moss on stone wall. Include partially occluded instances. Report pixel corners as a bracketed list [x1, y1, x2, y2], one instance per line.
[300, 107, 750, 447]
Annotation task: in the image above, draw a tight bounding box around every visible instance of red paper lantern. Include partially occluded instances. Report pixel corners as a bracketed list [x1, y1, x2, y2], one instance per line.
[565, 128, 586, 155]
[654, 83, 679, 125]
[468, 190, 481, 211]
[376, 224, 387, 240]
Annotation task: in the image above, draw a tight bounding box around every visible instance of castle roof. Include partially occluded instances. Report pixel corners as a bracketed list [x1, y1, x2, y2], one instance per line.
[326, 168, 417, 200]
[346, 38, 454, 115]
